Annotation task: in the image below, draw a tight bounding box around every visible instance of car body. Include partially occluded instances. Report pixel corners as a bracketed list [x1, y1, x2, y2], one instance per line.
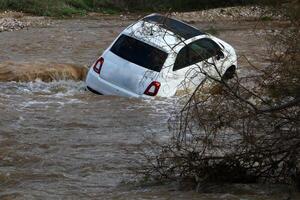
[86, 13, 237, 98]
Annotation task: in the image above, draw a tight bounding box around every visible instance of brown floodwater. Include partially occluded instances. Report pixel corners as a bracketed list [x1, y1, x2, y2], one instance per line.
[0, 16, 299, 199]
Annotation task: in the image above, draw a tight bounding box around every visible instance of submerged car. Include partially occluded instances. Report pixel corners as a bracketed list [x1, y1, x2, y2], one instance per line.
[86, 13, 237, 98]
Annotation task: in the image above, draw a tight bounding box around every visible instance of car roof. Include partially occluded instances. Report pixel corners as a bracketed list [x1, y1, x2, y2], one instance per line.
[122, 14, 206, 53]
[143, 14, 205, 39]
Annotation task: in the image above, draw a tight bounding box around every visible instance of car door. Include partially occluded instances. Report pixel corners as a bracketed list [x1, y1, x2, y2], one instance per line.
[169, 37, 227, 94]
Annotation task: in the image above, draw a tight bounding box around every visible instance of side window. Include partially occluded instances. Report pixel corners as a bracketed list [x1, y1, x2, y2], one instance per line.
[173, 38, 222, 71]
[173, 46, 189, 71]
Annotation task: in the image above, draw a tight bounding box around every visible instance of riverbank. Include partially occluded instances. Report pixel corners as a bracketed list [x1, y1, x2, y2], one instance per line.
[0, 0, 264, 17]
[0, 11, 51, 32]
[0, 6, 281, 33]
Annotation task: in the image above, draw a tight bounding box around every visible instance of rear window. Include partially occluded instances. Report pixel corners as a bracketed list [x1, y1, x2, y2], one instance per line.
[110, 34, 168, 72]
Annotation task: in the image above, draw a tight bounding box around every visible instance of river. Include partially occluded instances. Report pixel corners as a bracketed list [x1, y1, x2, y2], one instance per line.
[0, 15, 298, 199]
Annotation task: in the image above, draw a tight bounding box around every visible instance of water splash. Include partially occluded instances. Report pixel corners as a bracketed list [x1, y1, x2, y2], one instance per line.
[0, 79, 87, 96]
[0, 62, 88, 82]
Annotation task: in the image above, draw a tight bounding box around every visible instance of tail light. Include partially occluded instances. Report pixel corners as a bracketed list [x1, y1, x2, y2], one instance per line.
[144, 81, 161, 96]
[93, 57, 104, 74]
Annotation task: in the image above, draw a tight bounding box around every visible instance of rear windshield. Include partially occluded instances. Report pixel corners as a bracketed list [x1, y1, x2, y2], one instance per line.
[110, 34, 168, 72]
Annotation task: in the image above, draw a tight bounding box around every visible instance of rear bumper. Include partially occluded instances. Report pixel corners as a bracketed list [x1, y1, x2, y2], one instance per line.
[86, 70, 143, 98]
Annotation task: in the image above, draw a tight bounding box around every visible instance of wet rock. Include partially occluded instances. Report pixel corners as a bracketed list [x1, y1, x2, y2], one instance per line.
[0, 11, 52, 32]
[0, 18, 28, 32]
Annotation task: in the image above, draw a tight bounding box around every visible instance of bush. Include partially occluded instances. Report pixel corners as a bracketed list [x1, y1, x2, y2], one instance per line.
[137, 0, 300, 191]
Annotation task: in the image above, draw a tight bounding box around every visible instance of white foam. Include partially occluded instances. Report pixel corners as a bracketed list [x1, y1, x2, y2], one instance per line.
[0, 80, 87, 96]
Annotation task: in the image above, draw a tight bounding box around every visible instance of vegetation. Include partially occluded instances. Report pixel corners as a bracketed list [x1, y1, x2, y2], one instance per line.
[0, 0, 259, 17]
[137, 0, 300, 193]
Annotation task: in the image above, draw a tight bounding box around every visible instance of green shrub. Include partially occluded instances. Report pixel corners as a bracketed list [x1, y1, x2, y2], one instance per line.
[65, 0, 89, 10]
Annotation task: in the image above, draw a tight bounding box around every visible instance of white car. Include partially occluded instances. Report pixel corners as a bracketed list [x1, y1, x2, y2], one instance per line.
[86, 13, 237, 98]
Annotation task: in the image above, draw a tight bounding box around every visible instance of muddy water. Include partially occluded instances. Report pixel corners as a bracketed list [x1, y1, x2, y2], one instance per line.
[0, 80, 176, 199]
[0, 17, 298, 199]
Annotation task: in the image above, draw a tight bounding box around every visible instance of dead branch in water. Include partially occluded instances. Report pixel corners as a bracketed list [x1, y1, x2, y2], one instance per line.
[137, 0, 300, 191]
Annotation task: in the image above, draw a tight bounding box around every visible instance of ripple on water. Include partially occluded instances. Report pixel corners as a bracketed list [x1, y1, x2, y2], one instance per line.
[0, 79, 87, 95]
[1, 79, 296, 199]
[0, 80, 175, 198]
